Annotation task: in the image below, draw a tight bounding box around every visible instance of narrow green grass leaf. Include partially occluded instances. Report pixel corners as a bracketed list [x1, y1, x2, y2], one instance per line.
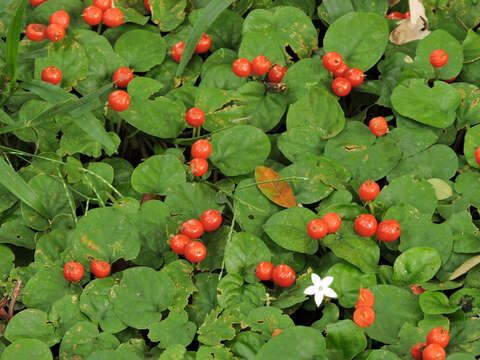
[175, 0, 236, 77]
[0, 157, 47, 217]
[5, 0, 27, 84]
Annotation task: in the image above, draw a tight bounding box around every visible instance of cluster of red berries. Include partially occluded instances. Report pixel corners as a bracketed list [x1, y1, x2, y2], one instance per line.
[82, 0, 123, 28]
[429, 49, 449, 68]
[63, 259, 111, 282]
[355, 180, 402, 242]
[307, 212, 342, 240]
[368, 116, 389, 136]
[322, 52, 364, 97]
[189, 138, 211, 177]
[353, 288, 375, 328]
[386, 10, 410, 19]
[411, 327, 449, 360]
[25, 8, 69, 43]
[171, 33, 212, 63]
[169, 209, 222, 263]
[255, 262, 296, 287]
[108, 67, 135, 112]
[475, 148, 480, 166]
[232, 56, 287, 83]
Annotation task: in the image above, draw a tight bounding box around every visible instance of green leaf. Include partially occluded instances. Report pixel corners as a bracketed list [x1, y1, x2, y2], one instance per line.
[445, 211, 480, 253]
[393, 247, 442, 284]
[49, 294, 89, 337]
[163, 260, 197, 313]
[5, 0, 27, 83]
[419, 291, 461, 315]
[323, 12, 389, 71]
[453, 83, 480, 129]
[326, 320, 367, 360]
[197, 307, 238, 346]
[0, 339, 53, 360]
[148, 310, 196, 348]
[85, 350, 142, 360]
[210, 125, 271, 176]
[277, 128, 326, 163]
[391, 79, 461, 128]
[217, 274, 265, 314]
[283, 58, 329, 104]
[5, 309, 59, 346]
[246, 307, 294, 340]
[367, 350, 401, 360]
[263, 207, 318, 254]
[0, 244, 14, 280]
[186, 273, 219, 327]
[464, 125, 480, 169]
[150, 0, 187, 31]
[224, 232, 271, 283]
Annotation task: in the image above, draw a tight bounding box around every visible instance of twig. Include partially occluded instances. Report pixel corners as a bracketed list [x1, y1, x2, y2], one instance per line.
[8, 279, 22, 318]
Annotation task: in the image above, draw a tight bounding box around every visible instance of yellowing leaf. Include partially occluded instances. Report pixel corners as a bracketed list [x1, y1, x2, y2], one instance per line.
[255, 166, 296, 208]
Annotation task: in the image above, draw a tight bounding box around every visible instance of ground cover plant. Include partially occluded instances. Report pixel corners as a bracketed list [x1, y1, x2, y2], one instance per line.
[1, 0, 480, 359]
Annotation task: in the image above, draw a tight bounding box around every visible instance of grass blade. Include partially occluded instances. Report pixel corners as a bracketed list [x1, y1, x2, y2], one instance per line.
[0, 157, 47, 217]
[175, 0, 236, 77]
[5, 0, 28, 84]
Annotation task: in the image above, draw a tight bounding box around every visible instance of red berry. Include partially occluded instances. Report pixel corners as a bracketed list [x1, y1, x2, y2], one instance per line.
[403, 10, 411, 18]
[321, 213, 342, 234]
[475, 147, 480, 166]
[272, 264, 296, 287]
[82, 6, 103, 26]
[112, 67, 134, 88]
[354, 214, 378, 237]
[195, 33, 211, 54]
[93, 0, 112, 11]
[411, 285, 425, 295]
[90, 260, 111, 278]
[422, 343, 445, 360]
[30, 0, 47, 6]
[25, 24, 47, 42]
[46, 23, 65, 42]
[353, 306, 375, 327]
[171, 42, 185, 63]
[180, 219, 204, 239]
[332, 62, 348, 78]
[200, 209, 222, 232]
[144, 0, 151, 11]
[190, 158, 208, 177]
[355, 288, 375, 308]
[369, 116, 389, 136]
[191, 139, 212, 159]
[344, 68, 364, 87]
[251, 55, 271, 76]
[426, 327, 450, 348]
[41, 66, 62, 86]
[322, 52, 343, 72]
[443, 76, 456, 83]
[184, 241, 207, 263]
[272, 329, 283, 337]
[103, 8, 123, 27]
[268, 65, 287, 83]
[232, 58, 252, 77]
[430, 49, 449, 68]
[63, 262, 84, 282]
[376, 219, 401, 242]
[358, 180, 380, 201]
[411, 342, 426, 360]
[386, 12, 404, 19]
[185, 107, 205, 127]
[49, 10, 70, 29]
[108, 90, 130, 112]
[170, 234, 191, 255]
[331, 77, 351, 96]
[255, 261, 274, 281]
[307, 219, 328, 239]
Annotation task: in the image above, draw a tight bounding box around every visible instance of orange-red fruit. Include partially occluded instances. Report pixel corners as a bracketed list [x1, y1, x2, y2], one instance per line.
[355, 288, 375, 308]
[103, 8, 123, 27]
[386, 12, 404, 19]
[358, 180, 380, 201]
[191, 139, 212, 159]
[322, 52, 343, 72]
[307, 219, 328, 239]
[411, 285, 425, 295]
[49, 10, 70, 29]
[272, 329, 283, 337]
[170, 234, 191, 255]
[63, 262, 84, 282]
[251, 55, 271, 76]
[272, 264, 296, 287]
[255, 261, 275, 281]
[354, 214, 378, 237]
[332, 62, 348, 78]
[426, 327, 450, 348]
[185, 107, 205, 127]
[180, 219, 204, 239]
[41, 66, 62, 85]
[144, 0, 151, 11]
[369, 116, 389, 136]
[108, 90, 130, 112]
[475, 147, 480, 166]
[376, 219, 401, 242]
[171, 42, 186, 63]
[112, 67, 134, 88]
[353, 306, 375, 327]
[82, 6, 103, 26]
[344, 68, 364, 87]
[321, 212, 342, 233]
[195, 33, 211, 54]
[46, 23, 65, 42]
[184, 241, 207, 263]
[93, 0, 112, 11]
[232, 58, 252, 77]
[411, 342, 427, 360]
[200, 209, 222, 232]
[429, 49, 449, 68]
[268, 65, 287, 83]
[422, 343, 445, 360]
[331, 77, 352, 97]
[190, 158, 208, 177]
[26, 24, 47, 41]
[90, 260, 111, 278]
[30, 0, 47, 6]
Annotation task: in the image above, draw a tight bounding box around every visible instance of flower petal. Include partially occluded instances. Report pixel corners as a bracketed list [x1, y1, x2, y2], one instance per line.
[311, 273, 321, 286]
[314, 291, 324, 307]
[324, 287, 337, 299]
[304, 285, 317, 295]
[321, 276, 334, 288]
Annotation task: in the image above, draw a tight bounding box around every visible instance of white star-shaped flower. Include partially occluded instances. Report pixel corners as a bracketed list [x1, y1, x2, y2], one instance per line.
[303, 273, 337, 307]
